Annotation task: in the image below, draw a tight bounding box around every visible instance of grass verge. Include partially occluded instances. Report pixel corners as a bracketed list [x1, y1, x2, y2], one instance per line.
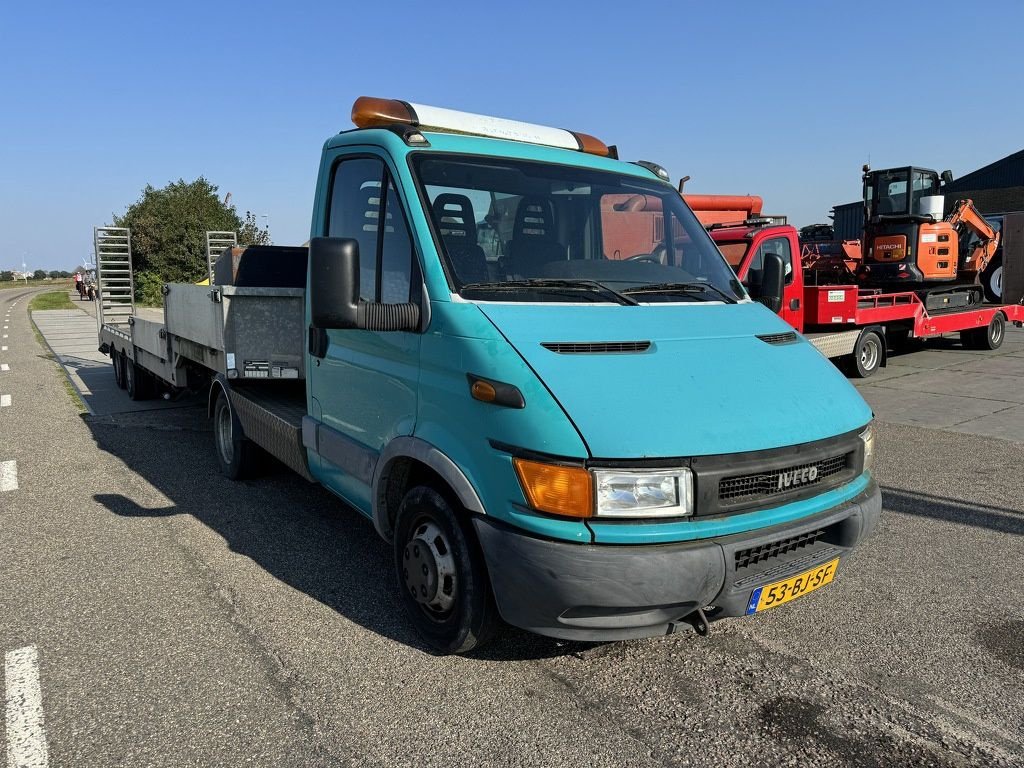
[28, 307, 89, 414]
[29, 291, 76, 311]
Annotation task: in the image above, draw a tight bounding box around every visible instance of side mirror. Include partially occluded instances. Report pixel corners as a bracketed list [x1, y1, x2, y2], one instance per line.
[940, 169, 954, 185]
[758, 252, 785, 314]
[308, 236, 422, 338]
[309, 237, 360, 329]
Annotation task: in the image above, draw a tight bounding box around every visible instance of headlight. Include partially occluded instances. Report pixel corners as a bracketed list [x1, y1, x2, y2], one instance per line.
[594, 468, 693, 518]
[859, 424, 875, 474]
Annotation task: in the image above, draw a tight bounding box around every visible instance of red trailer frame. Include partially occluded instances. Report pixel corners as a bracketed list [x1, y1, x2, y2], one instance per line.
[804, 284, 1024, 337]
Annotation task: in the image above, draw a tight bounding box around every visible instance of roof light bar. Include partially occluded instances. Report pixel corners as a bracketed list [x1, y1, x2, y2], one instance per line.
[351, 96, 612, 157]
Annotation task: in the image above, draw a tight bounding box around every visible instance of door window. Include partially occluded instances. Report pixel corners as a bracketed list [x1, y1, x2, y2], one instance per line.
[745, 236, 793, 287]
[327, 157, 415, 304]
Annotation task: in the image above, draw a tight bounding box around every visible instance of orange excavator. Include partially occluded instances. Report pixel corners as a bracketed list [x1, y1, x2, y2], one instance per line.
[858, 165, 1000, 306]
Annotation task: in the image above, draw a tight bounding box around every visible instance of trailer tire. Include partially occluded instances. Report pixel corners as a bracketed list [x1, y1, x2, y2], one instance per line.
[112, 351, 126, 390]
[962, 313, 1005, 351]
[394, 485, 498, 655]
[124, 357, 150, 401]
[850, 330, 883, 378]
[213, 390, 256, 480]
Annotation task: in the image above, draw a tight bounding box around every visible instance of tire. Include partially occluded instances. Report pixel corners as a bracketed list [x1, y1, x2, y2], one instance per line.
[850, 330, 883, 378]
[394, 485, 499, 654]
[112, 352, 125, 390]
[981, 254, 1003, 304]
[213, 389, 256, 480]
[962, 313, 1005, 351]
[124, 357, 149, 401]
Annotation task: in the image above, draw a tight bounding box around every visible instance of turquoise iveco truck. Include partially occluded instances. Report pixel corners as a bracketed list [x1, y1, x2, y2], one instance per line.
[98, 97, 881, 654]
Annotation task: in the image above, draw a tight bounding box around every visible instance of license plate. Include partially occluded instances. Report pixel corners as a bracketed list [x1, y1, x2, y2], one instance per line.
[745, 558, 839, 615]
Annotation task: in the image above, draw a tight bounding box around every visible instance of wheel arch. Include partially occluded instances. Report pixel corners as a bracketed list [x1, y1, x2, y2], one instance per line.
[372, 436, 485, 543]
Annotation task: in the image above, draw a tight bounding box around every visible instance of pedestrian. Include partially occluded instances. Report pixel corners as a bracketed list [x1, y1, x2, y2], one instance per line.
[74, 271, 84, 299]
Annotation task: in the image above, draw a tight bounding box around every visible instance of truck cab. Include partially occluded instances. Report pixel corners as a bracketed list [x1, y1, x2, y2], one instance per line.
[296, 98, 880, 652]
[704, 221, 805, 331]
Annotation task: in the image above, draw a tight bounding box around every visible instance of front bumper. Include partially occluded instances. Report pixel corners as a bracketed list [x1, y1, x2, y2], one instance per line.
[473, 479, 881, 642]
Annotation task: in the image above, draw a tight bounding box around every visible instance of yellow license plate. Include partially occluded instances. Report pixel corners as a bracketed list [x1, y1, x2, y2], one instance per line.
[745, 558, 839, 614]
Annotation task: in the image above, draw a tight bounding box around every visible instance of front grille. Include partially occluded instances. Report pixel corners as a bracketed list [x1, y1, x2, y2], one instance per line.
[719, 454, 849, 503]
[735, 528, 825, 569]
[756, 331, 798, 345]
[541, 341, 651, 354]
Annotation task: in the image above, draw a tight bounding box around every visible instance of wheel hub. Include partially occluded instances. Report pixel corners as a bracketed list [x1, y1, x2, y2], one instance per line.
[402, 521, 456, 614]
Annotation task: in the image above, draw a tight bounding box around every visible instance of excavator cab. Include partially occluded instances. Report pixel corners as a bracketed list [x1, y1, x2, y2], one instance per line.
[860, 166, 998, 302]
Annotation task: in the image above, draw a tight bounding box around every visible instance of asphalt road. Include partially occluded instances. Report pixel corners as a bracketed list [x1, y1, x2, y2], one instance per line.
[1, 287, 1022, 767]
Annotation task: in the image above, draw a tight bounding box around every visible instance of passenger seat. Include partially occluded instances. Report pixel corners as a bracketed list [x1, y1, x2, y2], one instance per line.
[508, 197, 563, 277]
[431, 194, 490, 285]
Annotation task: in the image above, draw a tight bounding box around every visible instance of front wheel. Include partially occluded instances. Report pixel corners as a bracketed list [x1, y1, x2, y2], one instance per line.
[394, 486, 499, 654]
[849, 330, 883, 378]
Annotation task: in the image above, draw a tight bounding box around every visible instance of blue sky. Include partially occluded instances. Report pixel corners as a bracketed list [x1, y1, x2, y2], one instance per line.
[2, 0, 1022, 270]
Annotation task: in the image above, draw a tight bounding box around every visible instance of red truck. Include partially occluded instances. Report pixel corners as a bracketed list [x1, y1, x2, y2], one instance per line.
[684, 194, 1024, 377]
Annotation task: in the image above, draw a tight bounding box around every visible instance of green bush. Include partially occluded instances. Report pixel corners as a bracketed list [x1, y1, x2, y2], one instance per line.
[134, 271, 165, 307]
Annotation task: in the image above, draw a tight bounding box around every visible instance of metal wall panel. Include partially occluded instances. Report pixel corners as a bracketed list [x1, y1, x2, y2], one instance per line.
[1001, 212, 1024, 305]
[830, 201, 863, 241]
[946, 149, 1024, 193]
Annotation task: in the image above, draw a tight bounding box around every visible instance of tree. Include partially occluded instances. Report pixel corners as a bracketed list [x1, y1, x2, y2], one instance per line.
[48, 270, 61, 279]
[238, 211, 271, 246]
[0, 271, 13, 282]
[32, 269, 47, 280]
[59, 271, 71, 278]
[113, 178, 243, 286]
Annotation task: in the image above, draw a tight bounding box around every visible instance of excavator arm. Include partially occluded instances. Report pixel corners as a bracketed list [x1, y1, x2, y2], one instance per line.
[947, 199, 1000, 275]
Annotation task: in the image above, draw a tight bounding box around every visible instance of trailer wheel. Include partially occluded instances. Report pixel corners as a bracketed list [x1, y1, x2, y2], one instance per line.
[124, 357, 150, 401]
[213, 390, 256, 480]
[112, 351, 126, 390]
[394, 486, 498, 655]
[962, 313, 1005, 351]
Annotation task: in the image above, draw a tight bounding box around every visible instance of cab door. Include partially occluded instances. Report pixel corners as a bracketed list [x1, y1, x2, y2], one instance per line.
[307, 151, 422, 513]
[743, 233, 802, 331]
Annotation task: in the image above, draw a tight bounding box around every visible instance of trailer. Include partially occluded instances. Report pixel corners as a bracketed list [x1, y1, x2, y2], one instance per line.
[681, 208, 1024, 377]
[95, 227, 313, 479]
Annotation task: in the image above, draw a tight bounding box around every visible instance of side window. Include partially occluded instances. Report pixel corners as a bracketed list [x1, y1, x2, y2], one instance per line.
[380, 177, 414, 304]
[327, 156, 416, 305]
[750, 237, 793, 285]
[327, 157, 385, 301]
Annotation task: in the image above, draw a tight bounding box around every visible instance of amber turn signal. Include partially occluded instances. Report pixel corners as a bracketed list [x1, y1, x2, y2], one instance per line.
[513, 458, 592, 519]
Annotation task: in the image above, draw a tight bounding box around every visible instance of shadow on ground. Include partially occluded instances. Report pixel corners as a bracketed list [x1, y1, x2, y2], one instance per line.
[881, 486, 1023, 535]
[86, 409, 594, 660]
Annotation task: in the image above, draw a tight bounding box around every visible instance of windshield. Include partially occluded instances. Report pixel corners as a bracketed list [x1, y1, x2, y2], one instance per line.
[871, 169, 940, 218]
[413, 154, 745, 303]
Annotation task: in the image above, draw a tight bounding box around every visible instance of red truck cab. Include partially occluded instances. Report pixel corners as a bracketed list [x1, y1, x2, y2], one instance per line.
[707, 222, 805, 331]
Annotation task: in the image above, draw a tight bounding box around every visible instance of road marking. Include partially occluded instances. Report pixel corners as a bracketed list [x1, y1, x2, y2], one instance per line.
[1, 347, 7, 352]
[0, 461, 16, 491]
[1, 364, 9, 372]
[0, 395, 10, 407]
[4, 645, 50, 768]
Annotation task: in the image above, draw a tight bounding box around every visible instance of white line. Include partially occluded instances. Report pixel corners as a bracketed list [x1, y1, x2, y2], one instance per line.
[1, 364, 9, 372]
[0, 461, 16, 492]
[4, 645, 49, 768]
[1, 347, 7, 352]
[0, 395, 10, 407]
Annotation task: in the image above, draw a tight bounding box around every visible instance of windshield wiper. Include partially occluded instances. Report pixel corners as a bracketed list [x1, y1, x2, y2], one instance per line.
[622, 281, 738, 304]
[460, 279, 638, 306]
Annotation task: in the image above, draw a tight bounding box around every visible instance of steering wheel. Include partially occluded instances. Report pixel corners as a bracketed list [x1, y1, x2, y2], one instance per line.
[626, 244, 668, 265]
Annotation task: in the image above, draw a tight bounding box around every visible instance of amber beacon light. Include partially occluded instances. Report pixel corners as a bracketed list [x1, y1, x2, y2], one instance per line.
[351, 96, 612, 157]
